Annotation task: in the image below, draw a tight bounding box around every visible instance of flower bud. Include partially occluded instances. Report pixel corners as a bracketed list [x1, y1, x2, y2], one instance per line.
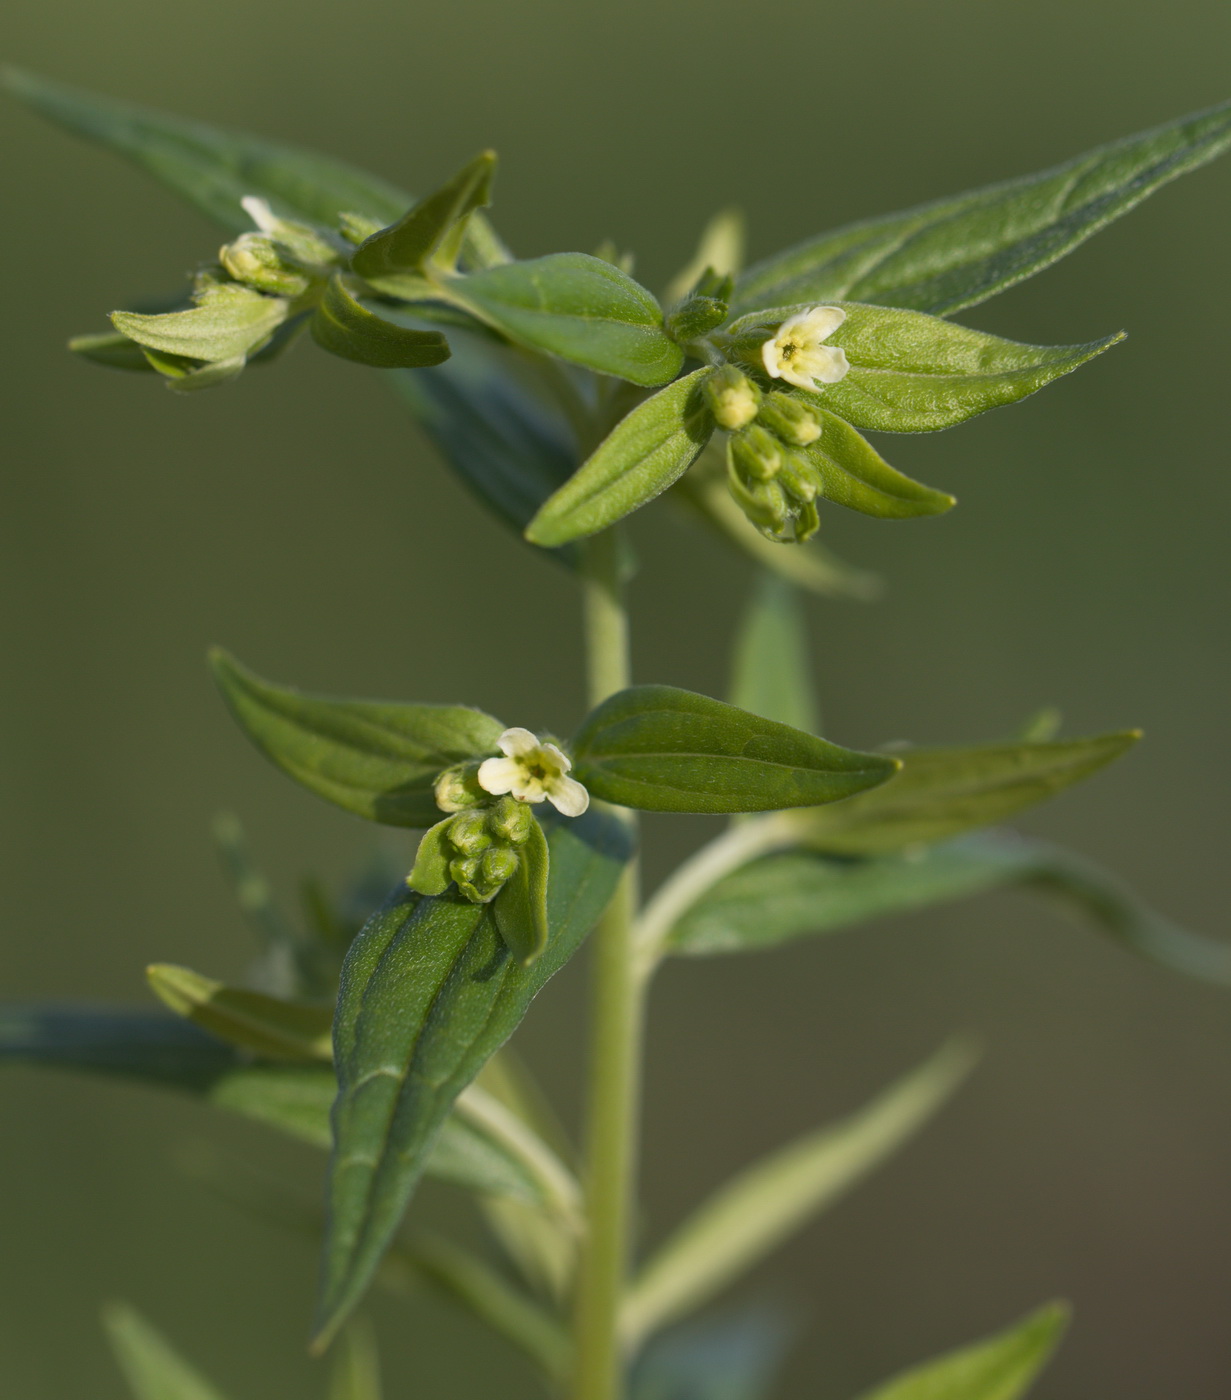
[447, 809, 494, 857]
[449, 855, 485, 902]
[219, 233, 312, 298]
[480, 846, 519, 887]
[434, 761, 486, 813]
[729, 424, 782, 482]
[667, 295, 729, 344]
[703, 366, 761, 431]
[488, 795, 533, 845]
[756, 391, 822, 446]
[777, 450, 823, 504]
[727, 460, 789, 534]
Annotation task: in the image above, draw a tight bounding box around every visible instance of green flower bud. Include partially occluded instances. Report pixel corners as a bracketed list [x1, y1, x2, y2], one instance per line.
[729, 424, 782, 482]
[338, 211, 384, 245]
[777, 450, 822, 505]
[434, 761, 486, 813]
[704, 366, 761, 432]
[447, 809, 494, 857]
[756, 391, 822, 446]
[449, 855, 485, 902]
[219, 233, 312, 298]
[488, 795, 533, 845]
[727, 457, 789, 534]
[480, 845, 520, 887]
[667, 295, 729, 344]
[793, 498, 821, 543]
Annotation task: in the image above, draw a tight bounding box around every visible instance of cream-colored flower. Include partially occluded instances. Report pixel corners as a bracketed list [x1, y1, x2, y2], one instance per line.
[760, 305, 849, 391]
[477, 728, 590, 817]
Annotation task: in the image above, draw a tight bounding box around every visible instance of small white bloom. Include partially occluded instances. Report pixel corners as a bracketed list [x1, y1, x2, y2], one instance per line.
[478, 728, 590, 817]
[241, 195, 280, 233]
[760, 305, 850, 392]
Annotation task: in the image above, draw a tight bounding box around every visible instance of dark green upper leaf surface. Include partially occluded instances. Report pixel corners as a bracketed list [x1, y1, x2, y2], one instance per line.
[791, 731, 1140, 855]
[3, 67, 410, 233]
[317, 807, 631, 1348]
[449, 253, 684, 386]
[525, 369, 713, 547]
[803, 411, 955, 518]
[211, 649, 504, 828]
[733, 100, 1231, 317]
[573, 685, 899, 814]
[311, 275, 451, 369]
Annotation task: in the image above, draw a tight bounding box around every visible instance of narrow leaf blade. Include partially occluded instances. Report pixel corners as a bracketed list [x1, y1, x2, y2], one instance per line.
[103, 1304, 230, 1400]
[804, 410, 955, 519]
[311, 275, 450, 368]
[352, 151, 495, 277]
[493, 815, 551, 963]
[729, 574, 819, 734]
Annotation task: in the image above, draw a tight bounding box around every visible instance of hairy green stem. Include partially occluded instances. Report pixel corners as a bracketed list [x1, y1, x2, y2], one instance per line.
[573, 529, 642, 1400]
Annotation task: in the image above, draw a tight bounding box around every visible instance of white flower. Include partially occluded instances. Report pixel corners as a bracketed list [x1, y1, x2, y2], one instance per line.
[477, 728, 590, 817]
[760, 305, 850, 392]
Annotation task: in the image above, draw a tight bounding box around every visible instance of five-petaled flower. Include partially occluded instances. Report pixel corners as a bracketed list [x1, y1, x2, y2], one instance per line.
[478, 728, 590, 817]
[761, 305, 850, 392]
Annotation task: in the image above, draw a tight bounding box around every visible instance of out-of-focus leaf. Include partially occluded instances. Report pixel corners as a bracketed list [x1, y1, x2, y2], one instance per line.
[734, 100, 1231, 317]
[853, 1302, 1068, 1400]
[311, 275, 450, 368]
[664, 207, 746, 306]
[450, 253, 684, 386]
[69, 330, 158, 371]
[316, 807, 631, 1349]
[352, 151, 495, 277]
[802, 410, 955, 519]
[525, 369, 713, 546]
[790, 731, 1140, 855]
[622, 1042, 974, 1346]
[729, 574, 818, 735]
[573, 685, 899, 814]
[210, 648, 504, 828]
[632, 1308, 792, 1400]
[103, 1304, 230, 1400]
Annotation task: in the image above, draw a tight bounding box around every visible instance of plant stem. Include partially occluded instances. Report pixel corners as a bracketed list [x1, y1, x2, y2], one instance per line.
[573, 528, 642, 1400]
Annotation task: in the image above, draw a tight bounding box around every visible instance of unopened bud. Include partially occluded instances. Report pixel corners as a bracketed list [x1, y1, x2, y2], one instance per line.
[757, 391, 822, 446]
[447, 809, 494, 857]
[777, 450, 822, 504]
[481, 846, 519, 886]
[667, 295, 728, 344]
[729, 424, 782, 481]
[703, 366, 761, 431]
[489, 795, 533, 845]
[727, 459, 789, 534]
[450, 855, 484, 902]
[434, 761, 486, 813]
[793, 498, 821, 543]
[219, 233, 312, 298]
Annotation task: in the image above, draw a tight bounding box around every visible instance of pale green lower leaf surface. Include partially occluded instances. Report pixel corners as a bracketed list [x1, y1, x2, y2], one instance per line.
[854, 1302, 1068, 1400]
[103, 1304, 231, 1400]
[728, 574, 819, 735]
[622, 1041, 975, 1347]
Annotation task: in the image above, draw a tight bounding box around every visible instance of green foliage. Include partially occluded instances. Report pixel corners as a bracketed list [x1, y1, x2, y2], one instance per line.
[854, 1303, 1068, 1400]
[492, 813, 551, 963]
[802, 410, 955, 519]
[318, 808, 630, 1349]
[210, 649, 505, 828]
[573, 685, 899, 813]
[631, 1310, 789, 1400]
[733, 100, 1231, 316]
[103, 1304, 231, 1400]
[450, 253, 684, 386]
[729, 574, 819, 735]
[311, 275, 451, 368]
[526, 369, 714, 546]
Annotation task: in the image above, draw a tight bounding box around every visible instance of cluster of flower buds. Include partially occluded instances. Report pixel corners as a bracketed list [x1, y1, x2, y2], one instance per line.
[704, 367, 827, 543]
[217, 197, 341, 300]
[436, 794, 535, 903]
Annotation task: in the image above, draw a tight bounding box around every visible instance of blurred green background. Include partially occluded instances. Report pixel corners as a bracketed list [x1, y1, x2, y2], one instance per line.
[2, 1, 1230, 1395]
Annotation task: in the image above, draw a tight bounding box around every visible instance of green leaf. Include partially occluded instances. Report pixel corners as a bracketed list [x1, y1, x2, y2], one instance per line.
[791, 730, 1140, 855]
[113, 285, 289, 364]
[755, 303, 1121, 433]
[664, 207, 747, 306]
[493, 815, 551, 963]
[103, 1304, 230, 1400]
[210, 648, 504, 828]
[631, 1308, 790, 1400]
[572, 685, 899, 814]
[3, 66, 410, 233]
[352, 151, 496, 278]
[407, 818, 455, 896]
[316, 806, 631, 1349]
[69, 330, 158, 372]
[311, 275, 450, 368]
[734, 100, 1231, 317]
[729, 574, 818, 734]
[622, 1041, 975, 1346]
[146, 963, 333, 1061]
[802, 411, 955, 519]
[854, 1302, 1068, 1400]
[449, 253, 684, 386]
[388, 328, 582, 565]
[525, 369, 713, 546]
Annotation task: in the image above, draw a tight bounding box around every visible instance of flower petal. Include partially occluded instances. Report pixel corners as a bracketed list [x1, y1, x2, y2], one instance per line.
[779, 364, 819, 391]
[497, 727, 540, 758]
[477, 756, 522, 795]
[799, 305, 846, 340]
[547, 776, 590, 817]
[810, 345, 850, 384]
[541, 742, 573, 774]
[761, 337, 784, 378]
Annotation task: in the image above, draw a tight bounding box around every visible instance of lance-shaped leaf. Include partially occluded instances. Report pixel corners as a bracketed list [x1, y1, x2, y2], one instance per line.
[449, 253, 685, 386]
[734, 99, 1231, 318]
[729, 573, 819, 735]
[210, 649, 504, 828]
[104, 1304, 231, 1400]
[146, 964, 333, 1061]
[113, 285, 289, 364]
[732, 303, 1122, 433]
[854, 1302, 1068, 1400]
[352, 152, 496, 278]
[631, 1308, 791, 1400]
[316, 806, 631, 1349]
[69, 330, 158, 372]
[493, 815, 551, 963]
[790, 730, 1140, 855]
[572, 685, 898, 814]
[389, 329, 581, 565]
[801, 410, 955, 519]
[622, 1041, 975, 1346]
[526, 369, 713, 546]
[311, 275, 450, 368]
